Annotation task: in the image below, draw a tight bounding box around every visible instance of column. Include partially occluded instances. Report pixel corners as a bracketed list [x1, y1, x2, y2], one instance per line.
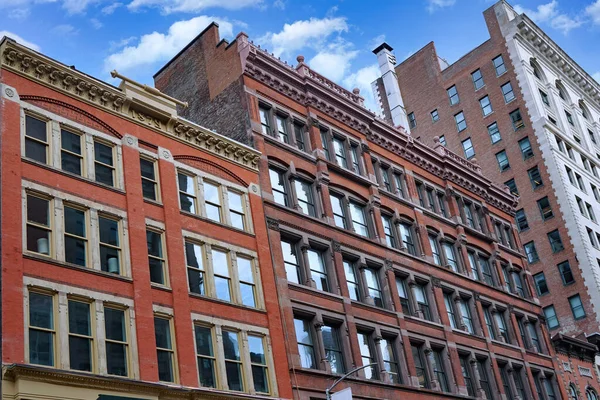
[506, 368, 522, 400]
[469, 357, 486, 399]
[522, 319, 534, 351]
[408, 280, 423, 319]
[300, 243, 316, 288]
[313, 321, 330, 373]
[374, 336, 391, 383]
[425, 347, 440, 391]
[490, 308, 504, 342]
[358, 263, 375, 306]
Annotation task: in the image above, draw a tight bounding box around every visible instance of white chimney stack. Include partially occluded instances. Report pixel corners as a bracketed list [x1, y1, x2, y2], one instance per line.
[373, 43, 410, 133]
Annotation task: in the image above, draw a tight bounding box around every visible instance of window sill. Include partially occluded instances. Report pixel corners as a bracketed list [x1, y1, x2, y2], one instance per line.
[404, 314, 445, 329]
[324, 160, 373, 187]
[490, 339, 521, 351]
[23, 253, 133, 282]
[144, 198, 163, 207]
[350, 299, 396, 317]
[22, 157, 124, 194]
[151, 283, 172, 291]
[180, 210, 255, 238]
[189, 291, 267, 313]
[263, 134, 316, 163]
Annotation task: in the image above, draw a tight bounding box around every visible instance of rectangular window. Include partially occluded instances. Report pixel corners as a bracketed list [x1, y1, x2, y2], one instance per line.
[515, 209, 529, 231]
[64, 205, 87, 267]
[477, 360, 493, 400]
[68, 300, 93, 371]
[459, 299, 474, 333]
[186, 241, 205, 295]
[281, 239, 300, 284]
[472, 69, 484, 90]
[212, 249, 231, 302]
[538, 197, 553, 220]
[565, 111, 574, 126]
[228, 191, 246, 230]
[439, 135, 446, 146]
[514, 369, 527, 400]
[155, 317, 175, 382]
[380, 338, 400, 383]
[204, 181, 222, 223]
[396, 277, 411, 315]
[408, 112, 416, 128]
[495, 311, 510, 343]
[501, 82, 515, 103]
[269, 167, 288, 207]
[259, 106, 271, 135]
[447, 85, 459, 105]
[350, 144, 361, 174]
[544, 305, 559, 328]
[534, 272, 549, 296]
[365, 268, 383, 308]
[275, 114, 289, 143]
[294, 179, 316, 217]
[61, 129, 83, 176]
[483, 307, 496, 340]
[558, 261, 575, 285]
[331, 194, 346, 229]
[381, 167, 392, 192]
[105, 307, 128, 377]
[28, 292, 55, 366]
[248, 335, 269, 393]
[322, 324, 345, 374]
[488, 122, 501, 144]
[429, 235, 442, 265]
[548, 230, 564, 252]
[25, 115, 49, 163]
[569, 294, 585, 319]
[431, 109, 439, 122]
[294, 122, 306, 151]
[480, 96, 493, 116]
[519, 137, 534, 159]
[505, 178, 518, 196]
[455, 111, 467, 132]
[411, 344, 429, 388]
[382, 215, 397, 248]
[307, 249, 329, 292]
[589, 129, 597, 145]
[443, 242, 459, 272]
[540, 90, 550, 106]
[400, 223, 416, 255]
[237, 256, 256, 307]
[194, 325, 216, 388]
[294, 318, 315, 369]
[140, 157, 158, 201]
[94, 141, 115, 187]
[147, 229, 166, 285]
[510, 109, 524, 130]
[333, 137, 347, 168]
[528, 166, 543, 189]
[460, 355, 476, 397]
[26, 194, 51, 255]
[444, 293, 459, 329]
[432, 349, 449, 392]
[349, 201, 368, 237]
[496, 150, 510, 171]
[321, 130, 330, 160]
[479, 256, 494, 286]
[493, 55, 506, 75]
[412, 282, 431, 321]
[98, 215, 121, 274]
[357, 333, 377, 380]
[344, 260, 360, 301]
[178, 172, 197, 213]
[222, 330, 243, 391]
[462, 138, 475, 159]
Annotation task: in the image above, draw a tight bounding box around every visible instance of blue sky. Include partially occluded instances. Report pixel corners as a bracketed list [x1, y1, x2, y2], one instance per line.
[1, 0, 599, 111]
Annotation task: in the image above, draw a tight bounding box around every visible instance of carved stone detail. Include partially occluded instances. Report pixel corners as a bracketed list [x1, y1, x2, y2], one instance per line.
[266, 217, 280, 231]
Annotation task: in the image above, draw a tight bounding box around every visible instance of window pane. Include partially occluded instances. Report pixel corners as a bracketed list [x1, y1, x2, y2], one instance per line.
[27, 195, 50, 225]
[295, 180, 316, 217]
[68, 301, 92, 371]
[26, 115, 47, 141]
[29, 329, 53, 366]
[65, 237, 87, 266]
[105, 308, 126, 341]
[64, 206, 86, 237]
[25, 140, 48, 163]
[225, 361, 243, 391]
[157, 350, 174, 382]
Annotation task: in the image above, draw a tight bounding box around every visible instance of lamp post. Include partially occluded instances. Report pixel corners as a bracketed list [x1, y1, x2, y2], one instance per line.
[325, 363, 377, 400]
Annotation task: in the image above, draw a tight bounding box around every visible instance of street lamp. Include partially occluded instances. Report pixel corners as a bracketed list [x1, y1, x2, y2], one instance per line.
[325, 363, 378, 400]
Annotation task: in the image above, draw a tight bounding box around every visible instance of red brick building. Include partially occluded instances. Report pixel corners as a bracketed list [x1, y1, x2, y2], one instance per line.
[155, 24, 567, 399]
[0, 37, 292, 399]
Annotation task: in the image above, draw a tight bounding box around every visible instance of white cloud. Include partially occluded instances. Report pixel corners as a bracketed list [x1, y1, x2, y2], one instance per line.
[259, 17, 348, 58]
[90, 18, 103, 29]
[343, 64, 380, 112]
[368, 34, 386, 51]
[8, 8, 30, 20]
[51, 24, 79, 36]
[273, 0, 284, 10]
[593, 72, 600, 83]
[514, 1, 583, 34]
[426, 0, 456, 13]
[101, 1, 122, 13]
[126, 0, 262, 13]
[309, 42, 358, 82]
[0, 30, 40, 51]
[104, 16, 233, 72]
[586, 0, 600, 25]
[108, 36, 137, 51]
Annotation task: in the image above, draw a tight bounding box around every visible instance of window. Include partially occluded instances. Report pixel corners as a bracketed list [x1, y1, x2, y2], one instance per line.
[330, 193, 370, 237]
[589, 129, 597, 145]
[519, 137, 534, 159]
[455, 111, 467, 132]
[459, 298, 474, 333]
[259, 106, 272, 135]
[399, 223, 416, 255]
[501, 82, 516, 103]
[344, 260, 360, 301]
[439, 135, 446, 146]
[528, 322, 542, 353]
[269, 167, 288, 207]
[380, 166, 392, 192]
[493, 55, 507, 75]
[524, 241, 539, 263]
[477, 359, 493, 400]
[94, 141, 115, 187]
[505, 178, 518, 195]
[194, 325, 216, 388]
[538, 197, 553, 220]
[429, 235, 442, 265]
[480, 96, 493, 116]
[294, 317, 316, 369]
[577, 197, 587, 217]
[431, 109, 439, 122]
[204, 181, 222, 223]
[228, 191, 247, 230]
[565, 111, 574, 126]
[365, 267, 383, 308]
[104, 307, 129, 377]
[275, 114, 289, 143]
[98, 215, 121, 274]
[448, 85, 459, 105]
[307, 249, 329, 292]
[513, 368, 528, 400]
[248, 335, 269, 393]
[528, 166, 543, 189]
[25, 115, 49, 163]
[237, 256, 257, 307]
[155, 317, 175, 382]
[534, 273, 549, 296]
[222, 330, 244, 391]
[472, 69, 484, 90]
[178, 172, 197, 213]
[281, 238, 330, 293]
[592, 184, 600, 201]
[569, 294, 585, 319]
[495, 310, 510, 343]
[462, 138, 475, 159]
[333, 137, 347, 168]
[587, 203, 596, 222]
[140, 157, 159, 201]
[349, 201, 368, 237]
[488, 122, 502, 143]
[382, 215, 397, 248]
[510, 109, 524, 130]
[558, 261, 575, 285]
[411, 344, 430, 388]
[26, 194, 51, 255]
[64, 205, 87, 267]
[443, 242, 459, 272]
[322, 323, 345, 374]
[515, 209, 529, 231]
[548, 230, 564, 252]
[483, 307, 496, 340]
[496, 150, 510, 171]
[380, 338, 400, 383]
[408, 112, 416, 128]
[28, 292, 55, 366]
[185, 241, 205, 295]
[357, 332, 377, 380]
[396, 277, 411, 314]
[61, 129, 83, 176]
[212, 249, 232, 302]
[540, 90, 550, 106]
[444, 293, 459, 329]
[577, 174, 586, 192]
[412, 282, 432, 321]
[432, 349, 449, 392]
[588, 389, 599, 400]
[68, 300, 93, 371]
[460, 355, 476, 397]
[147, 229, 166, 285]
[294, 122, 306, 151]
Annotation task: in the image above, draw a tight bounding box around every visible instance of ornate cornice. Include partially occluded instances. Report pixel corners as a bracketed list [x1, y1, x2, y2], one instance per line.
[516, 17, 600, 106]
[1, 38, 260, 171]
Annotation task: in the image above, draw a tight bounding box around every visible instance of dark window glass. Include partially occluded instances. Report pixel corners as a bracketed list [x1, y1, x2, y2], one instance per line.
[64, 206, 87, 267]
[519, 137, 534, 159]
[294, 123, 306, 151]
[516, 209, 529, 231]
[25, 115, 48, 163]
[548, 230, 564, 252]
[94, 142, 115, 187]
[505, 178, 518, 196]
[61, 130, 83, 176]
[155, 317, 174, 382]
[538, 197, 553, 220]
[195, 325, 216, 387]
[140, 158, 158, 201]
[322, 324, 345, 374]
[510, 109, 524, 130]
[496, 150, 510, 171]
[448, 85, 459, 105]
[411, 344, 429, 388]
[528, 166, 543, 189]
[472, 69, 484, 90]
[534, 272, 549, 296]
[147, 230, 164, 284]
[524, 241, 539, 263]
[460, 355, 476, 397]
[26, 195, 51, 255]
[186, 241, 205, 295]
[105, 307, 128, 376]
[68, 300, 92, 371]
[99, 216, 120, 274]
[29, 292, 54, 366]
[248, 335, 269, 393]
[408, 112, 416, 128]
[493, 55, 507, 75]
[558, 261, 575, 285]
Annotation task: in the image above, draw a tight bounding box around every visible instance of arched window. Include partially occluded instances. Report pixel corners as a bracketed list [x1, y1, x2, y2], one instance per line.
[588, 388, 599, 400]
[530, 58, 546, 82]
[556, 80, 571, 102]
[580, 100, 591, 120]
[569, 383, 579, 399]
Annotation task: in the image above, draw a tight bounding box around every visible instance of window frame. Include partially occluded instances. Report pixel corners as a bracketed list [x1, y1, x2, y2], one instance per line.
[140, 156, 160, 202]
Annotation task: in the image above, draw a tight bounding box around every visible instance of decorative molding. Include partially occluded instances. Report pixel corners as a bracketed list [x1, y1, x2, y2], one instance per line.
[431, 277, 442, 288]
[331, 240, 341, 252]
[1, 40, 260, 171]
[174, 155, 249, 187]
[266, 217, 280, 231]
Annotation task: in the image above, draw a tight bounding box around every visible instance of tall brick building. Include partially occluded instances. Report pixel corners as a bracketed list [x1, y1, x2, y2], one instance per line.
[371, 1, 600, 396]
[155, 23, 567, 399]
[0, 37, 293, 399]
